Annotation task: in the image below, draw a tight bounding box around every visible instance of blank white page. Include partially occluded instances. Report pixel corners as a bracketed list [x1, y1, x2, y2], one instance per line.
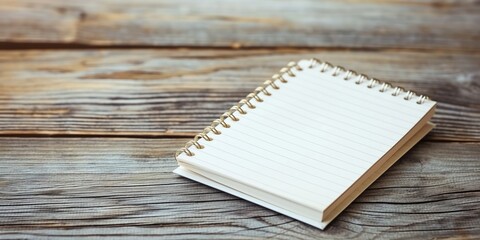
[177, 59, 436, 212]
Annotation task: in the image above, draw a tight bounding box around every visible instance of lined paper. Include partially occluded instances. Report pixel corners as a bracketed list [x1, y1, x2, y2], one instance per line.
[178, 59, 436, 211]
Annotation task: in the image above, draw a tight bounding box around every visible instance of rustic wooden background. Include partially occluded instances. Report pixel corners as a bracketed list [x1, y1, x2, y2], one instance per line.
[0, 0, 479, 239]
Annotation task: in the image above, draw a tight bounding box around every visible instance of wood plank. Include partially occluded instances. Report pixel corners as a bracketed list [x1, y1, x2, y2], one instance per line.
[0, 137, 478, 238]
[0, 0, 479, 50]
[0, 49, 478, 141]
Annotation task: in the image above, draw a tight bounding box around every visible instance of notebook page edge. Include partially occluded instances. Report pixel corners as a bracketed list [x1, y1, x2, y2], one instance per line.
[175, 160, 323, 221]
[173, 166, 328, 230]
[322, 121, 434, 222]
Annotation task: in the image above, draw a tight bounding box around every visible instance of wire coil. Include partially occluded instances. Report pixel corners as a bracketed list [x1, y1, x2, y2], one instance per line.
[307, 58, 430, 105]
[174, 58, 430, 159]
[175, 61, 302, 158]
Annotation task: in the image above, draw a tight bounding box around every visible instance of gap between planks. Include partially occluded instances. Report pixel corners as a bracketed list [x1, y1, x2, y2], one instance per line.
[1, 42, 480, 55]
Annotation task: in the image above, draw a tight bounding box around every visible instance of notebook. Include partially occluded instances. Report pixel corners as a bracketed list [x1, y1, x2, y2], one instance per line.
[173, 58, 436, 229]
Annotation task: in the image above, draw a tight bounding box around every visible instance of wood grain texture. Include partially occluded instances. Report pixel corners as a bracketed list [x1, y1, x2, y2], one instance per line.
[0, 49, 478, 140]
[0, 138, 479, 239]
[0, 0, 479, 50]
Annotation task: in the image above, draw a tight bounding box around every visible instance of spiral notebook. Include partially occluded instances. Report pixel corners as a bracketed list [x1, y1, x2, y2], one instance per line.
[174, 58, 436, 229]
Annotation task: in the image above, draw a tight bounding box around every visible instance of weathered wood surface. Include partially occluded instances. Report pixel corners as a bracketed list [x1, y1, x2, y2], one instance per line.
[0, 49, 478, 141]
[0, 0, 478, 238]
[0, 0, 479, 50]
[0, 138, 479, 239]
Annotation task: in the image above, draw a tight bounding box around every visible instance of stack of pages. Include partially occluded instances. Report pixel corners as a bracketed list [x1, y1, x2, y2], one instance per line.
[174, 58, 436, 229]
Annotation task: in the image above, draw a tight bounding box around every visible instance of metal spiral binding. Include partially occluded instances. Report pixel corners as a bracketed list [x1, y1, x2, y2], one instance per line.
[175, 61, 303, 158]
[308, 58, 430, 105]
[175, 58, 431, 159]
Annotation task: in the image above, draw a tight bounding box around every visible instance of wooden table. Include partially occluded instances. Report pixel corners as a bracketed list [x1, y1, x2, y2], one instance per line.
[1, 1, 479, 239]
